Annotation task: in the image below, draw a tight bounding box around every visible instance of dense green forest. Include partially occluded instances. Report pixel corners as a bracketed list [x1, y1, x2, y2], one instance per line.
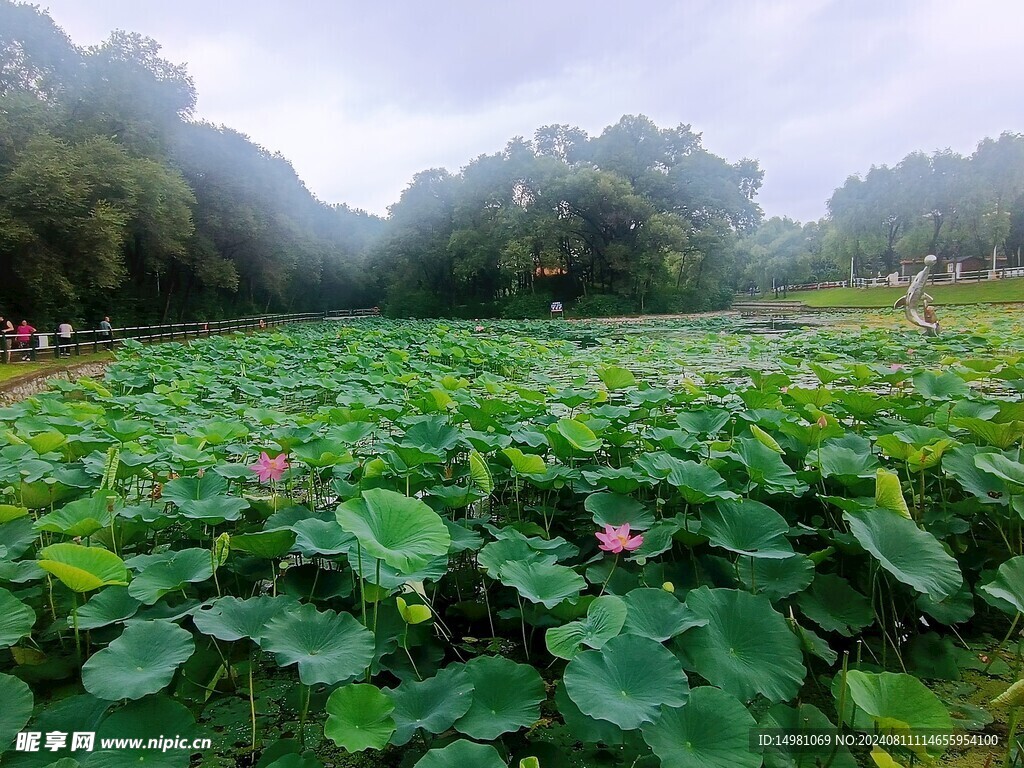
[2, 1, 1023, 327]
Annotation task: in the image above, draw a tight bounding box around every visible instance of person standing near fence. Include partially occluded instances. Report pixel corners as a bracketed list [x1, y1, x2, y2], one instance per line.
[0, 316, 13, 363]
[56, 321, 74, 357]
[99, 316, 113, 350]
[15, 320, 35, 361]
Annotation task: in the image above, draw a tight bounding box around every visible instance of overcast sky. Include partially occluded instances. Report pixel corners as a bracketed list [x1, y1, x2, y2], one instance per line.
[39, 0, 1024, 222]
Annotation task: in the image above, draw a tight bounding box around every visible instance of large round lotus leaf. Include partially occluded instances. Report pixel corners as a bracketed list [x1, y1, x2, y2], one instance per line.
[261, 603, 374, 685]
[564, 634, 690, 730]
[89, 694, 198, 768]
[292, 518, 354, 556]
[413, 740, 506, 768]
[162, 473, 249, 523]
[913, 370, 970, 399]
[192, 595, 298, 643]
[546, 595, 627, 659]
[552, 418, 602, 452]
[76, 586, 142, 630]
[0, 587, 35, 647]
[38, 543, 128, 592]
[386, 664, 474, 745]
[477, 538, 556, 577]
[498, 561, 585, 608]
[796, 573, 874, 636]
[82, 621, 196, 700]
[230, 529, 297, 558]
[735, 437, 807, 494]
[0, 673, 32, 751]
[738, 554, 815, 601]
[641, 686, 759, 768]
[662, 459, 739, 504]
[980, 556, 1024, 613]
[336, 488, 450, 574]
[759, 702, 857, 768]
[621, 588, 706, 642]
[127, 548, 214, 604]
[836, 671, 952, 755]
[585, 493, 654, 531]
[844, 509, 962, 600]
[35, 491, 116, 537]
[676, 587, 805, 703]
[553, 680, 625, 746]
[701, 499, 793, 558]
[453, 656, 544, 740]
[324, 684, 395, 752]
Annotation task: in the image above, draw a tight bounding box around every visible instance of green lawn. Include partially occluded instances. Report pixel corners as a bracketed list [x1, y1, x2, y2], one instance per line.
[0, 351, 113, 385]
[767, 276, 1024, 308]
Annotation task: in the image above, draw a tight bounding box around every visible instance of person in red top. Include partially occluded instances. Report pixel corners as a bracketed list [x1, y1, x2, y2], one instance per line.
[15, 320, 35, 360]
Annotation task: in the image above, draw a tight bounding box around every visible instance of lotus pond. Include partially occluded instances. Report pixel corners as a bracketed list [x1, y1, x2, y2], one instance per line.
[2, 308, 1024, 768]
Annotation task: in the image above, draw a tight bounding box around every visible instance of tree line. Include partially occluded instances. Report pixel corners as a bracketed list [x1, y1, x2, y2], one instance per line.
[3, 1, 1021, 327]
[735, 134, 1024, 292]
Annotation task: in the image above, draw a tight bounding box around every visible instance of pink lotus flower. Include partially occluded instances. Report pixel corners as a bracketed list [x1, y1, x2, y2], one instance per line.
[890, 363, 904, 371]
[250, 451, 289, 483]
[596, 524, 644, 553]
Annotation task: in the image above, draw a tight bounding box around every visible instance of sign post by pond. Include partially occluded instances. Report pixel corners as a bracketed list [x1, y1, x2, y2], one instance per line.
[550, 301, 564, 319]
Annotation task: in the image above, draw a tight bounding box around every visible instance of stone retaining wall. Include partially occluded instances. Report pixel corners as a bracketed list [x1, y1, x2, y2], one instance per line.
[0, 362, 111, 405]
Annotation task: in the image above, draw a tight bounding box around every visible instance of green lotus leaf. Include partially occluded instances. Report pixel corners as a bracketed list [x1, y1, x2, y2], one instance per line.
[913, 370, 970, 399]
[453, 655, 544, 740]
[413, 740, 505, 768]
[641, 685, 760, 768]
[0, 673, 32, 751]
[468, 450, 494, 495]
[585, 493, 654, 531]
[675, 408, 730, 436]
[658, 457, 738, 504]
[0, 504, 29, 524]
[952, 416, 1024, 450]
[974, 453, 1024, 490]
[292, 518, 355, 556]
[980, 556, 1024, 614]
[918, 583, 975, 625]
[0, 587, 35, 648]
[816, 434, 880, 483]
[38, 543, 128, 592]
[291, 438, 352, 468]
[25, 429, 67, 455]
[82, 621, 195, 700]
[597, 365, 637, 390]
[127, 549, 214, 604]
[836, 670, 952, 756]
[260, 603, 374, 685]
[943, 445, 1011, 504]
[796, 573, 874, 636]
[73, 586, 141, 631]
[734, 437, 807, 495]
[336, 488, 451, 574]
[738, 554, 815, 601]
[324, 684, 395, 752]
[677, 587, 805, 703]
[553, 680, 625, 745]
[546, 595, 627, 659]
[621, 587, 706, 642]
[89, 694, 198, 767]
[551, 418, 602, 452]
[759, 703, 858, 768]
[502, 447, 547, 475]
[498, 560, 586, 608]
[35, 490, 118, 537]
[874, 469, 911, 519]
[564, 634, 689, 730]
[230, 529, 297, 558]
[477, 539, 557, 577]
[844, 508, 963, 600]
[402, 417, 461, 453]
[386, 664, 474, 745]
[193, 595, 298, 642]
[701, 499, 793, 558]
[163, 473, 249, 522]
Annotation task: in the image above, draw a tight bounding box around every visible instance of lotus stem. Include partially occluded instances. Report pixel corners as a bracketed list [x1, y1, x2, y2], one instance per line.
[249, 652, 257, 755]
[599, 553, 620, 597]
[985, 612, 1021, 674]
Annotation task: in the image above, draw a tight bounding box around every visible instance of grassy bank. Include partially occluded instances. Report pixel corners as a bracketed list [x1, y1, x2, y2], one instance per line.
[765, 277, 1024, 307]
[0, 351, 114, 385]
